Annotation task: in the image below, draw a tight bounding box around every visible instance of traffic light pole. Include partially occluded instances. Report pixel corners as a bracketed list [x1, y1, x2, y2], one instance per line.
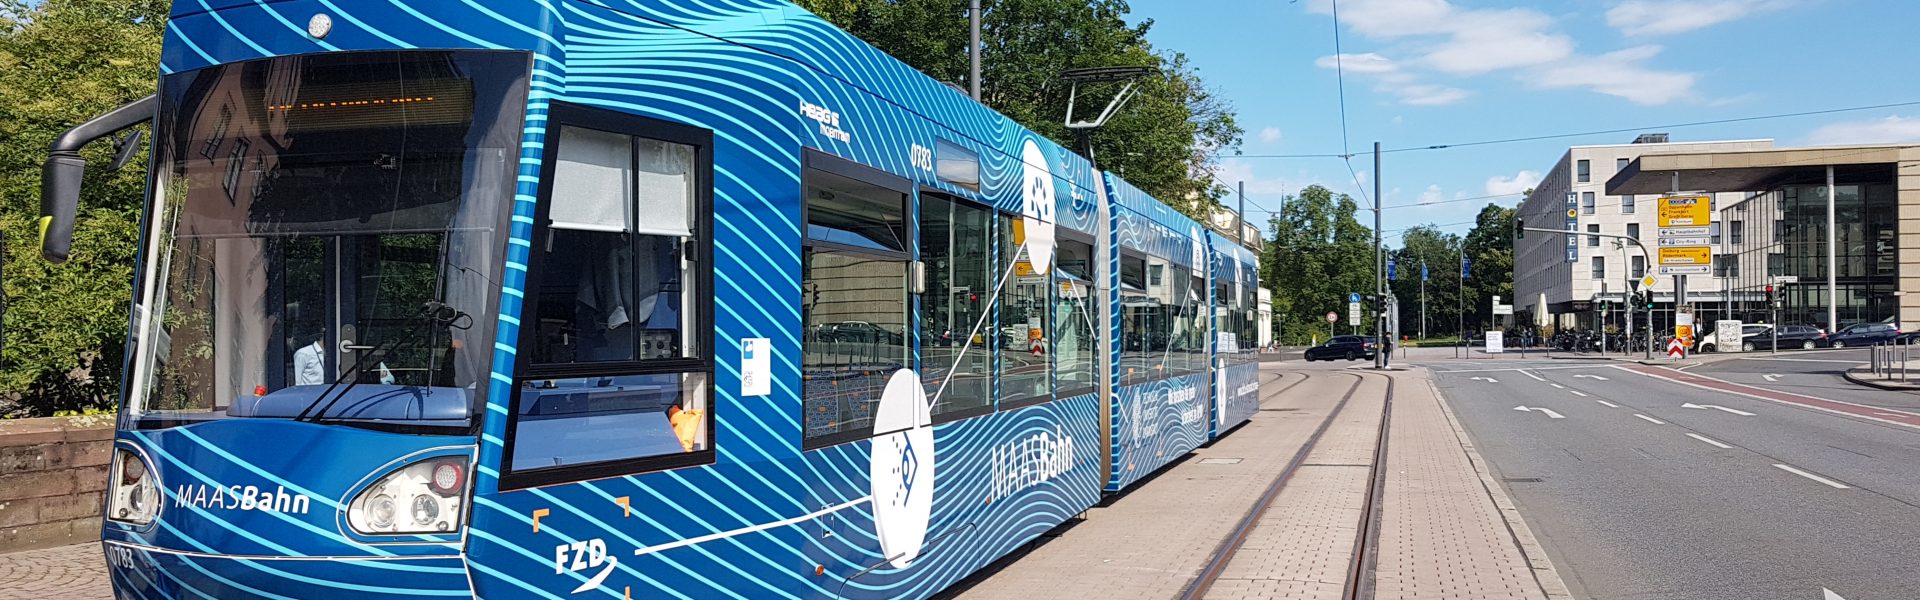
[1375, 142, 1387, 369]
[1518, 225, 1656, 359]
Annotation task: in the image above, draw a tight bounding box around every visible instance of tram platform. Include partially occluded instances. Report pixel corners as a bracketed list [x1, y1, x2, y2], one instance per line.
[945, 364, 1572, 600]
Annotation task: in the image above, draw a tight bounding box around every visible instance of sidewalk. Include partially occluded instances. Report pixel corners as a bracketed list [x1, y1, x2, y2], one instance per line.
[0, 542, 111, 600]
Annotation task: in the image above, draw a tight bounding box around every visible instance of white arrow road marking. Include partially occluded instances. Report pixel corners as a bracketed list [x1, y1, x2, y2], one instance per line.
[1634, 414, 1666, 425]
[1574, 374, 1610, 381]
[1520, 370, 1547, 382]
[1550, 383, 1565, 389]
[1825, 588, 1848, 600]
[1470, 377, 1500, 383]
[572, 557, 619, 594]
[1569, 390, 1591, 397]
[1774, 464, 1850, 489]
[1763, 374, 1783, 382]
[1514, 406, 1566, 419]
[1597, 400, 1620, 408]
[1682, 403, 1756, 416]
[1686, 433, 1733, 449]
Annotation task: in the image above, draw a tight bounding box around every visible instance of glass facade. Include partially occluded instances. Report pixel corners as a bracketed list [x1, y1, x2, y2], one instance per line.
[1718, 179, 1899, 328]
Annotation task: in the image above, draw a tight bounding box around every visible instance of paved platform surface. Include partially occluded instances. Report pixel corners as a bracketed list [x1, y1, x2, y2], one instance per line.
[0, 542, 111, 600]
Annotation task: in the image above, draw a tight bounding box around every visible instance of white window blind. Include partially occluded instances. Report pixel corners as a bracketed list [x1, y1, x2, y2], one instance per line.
[634, 138, 694, 237]
[550, 126, 634, 233]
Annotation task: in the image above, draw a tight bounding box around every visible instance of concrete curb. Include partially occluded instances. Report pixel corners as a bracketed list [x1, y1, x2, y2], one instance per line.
[1842, 368, 1920, 391]
[1424, 378, 1575, 600]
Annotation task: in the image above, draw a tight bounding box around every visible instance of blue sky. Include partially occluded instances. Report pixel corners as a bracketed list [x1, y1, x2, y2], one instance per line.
[1123, 0, 1920, 246]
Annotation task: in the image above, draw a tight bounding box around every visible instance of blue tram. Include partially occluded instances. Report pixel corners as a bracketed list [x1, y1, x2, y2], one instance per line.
[36, 1, 1262, 597]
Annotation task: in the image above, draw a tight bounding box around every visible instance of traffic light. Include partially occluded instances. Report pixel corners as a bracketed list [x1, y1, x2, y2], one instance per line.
[1642, 291, 1654, 310]
[1515, 218, 1525, 239]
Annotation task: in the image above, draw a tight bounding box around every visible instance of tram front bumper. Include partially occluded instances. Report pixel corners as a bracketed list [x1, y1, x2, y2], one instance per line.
[104, 541, 473, 599]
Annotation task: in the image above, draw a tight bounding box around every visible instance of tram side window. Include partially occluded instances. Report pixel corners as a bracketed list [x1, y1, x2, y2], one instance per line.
[506, 114, 714, 487]
[1120, 253, 1157, 383]
[802, 160, 911, 448]
[1054, 240, 1099, 396]
[999, 213, 1052, 407]
[1184, 273, 1207, 374]
[920, 193, 993, 419]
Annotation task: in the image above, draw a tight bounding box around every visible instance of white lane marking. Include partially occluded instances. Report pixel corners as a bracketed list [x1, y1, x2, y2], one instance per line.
[1570, 390, 1591, 397]
[1514, 406, 1566, 419]
[1611, 365, 1920, 430]
[1470, 377, 1500, 383]
[1597, 400, 1620, 408]
[1550, 383, 1565, 389]
[1685, 433, 1733, 449]
[1762, 374, 1783, 382]
[633, 496, 871, 558]
[1574, 374, 1610, 381]
[1633, 414, 1666, 425]
[1736, 357, 1869, 364]
[1773, 464, 1850, 489]
[1876, 412, 1907, 418]
[1826, 588, 1849, 600]
[1681, 403, 1756, 416]
[1520, 370, 1547, 382]
[1437, 365, 1618, 374]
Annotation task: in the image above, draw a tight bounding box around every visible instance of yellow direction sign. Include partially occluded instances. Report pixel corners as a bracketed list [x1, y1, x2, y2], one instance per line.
[1658, 195, 1713, 227]
[1642, 274, 1658, 289]
[1658, 246, 1712, 265]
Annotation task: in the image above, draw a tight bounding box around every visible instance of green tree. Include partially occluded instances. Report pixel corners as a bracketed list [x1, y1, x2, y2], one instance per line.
[1263, 185, 1375, 344]
[0, 0, 168, 416]
[1460, 203, 1517, 332]
[792, 0, 1243, 218]
[1387, 226, 1463, 339]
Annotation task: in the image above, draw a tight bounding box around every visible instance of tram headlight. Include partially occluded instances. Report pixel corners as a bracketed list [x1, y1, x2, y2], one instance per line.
[347, 457, 466, 535]
[107, 449, 160, 525]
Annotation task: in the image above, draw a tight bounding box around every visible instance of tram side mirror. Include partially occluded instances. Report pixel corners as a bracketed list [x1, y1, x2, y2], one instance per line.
[39, 153, 85, 263]
[38, 94, 156, 264]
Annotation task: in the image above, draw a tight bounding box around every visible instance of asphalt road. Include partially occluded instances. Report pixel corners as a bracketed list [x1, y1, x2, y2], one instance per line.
[1422, 354, 1920, 600]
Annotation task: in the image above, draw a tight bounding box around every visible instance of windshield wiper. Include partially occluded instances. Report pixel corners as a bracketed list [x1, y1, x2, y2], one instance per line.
[293, 301, 471, 424]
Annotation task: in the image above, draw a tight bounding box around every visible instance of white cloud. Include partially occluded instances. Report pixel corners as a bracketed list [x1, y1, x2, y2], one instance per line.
[1607, 0, 1799, 37]
[1417, 184, 1445, 205]
[1485, 170, 1542, 196]
[1306, 0, 1704, 107]
[1315, 52, 1400, 74]
[1530, 46, 1697, 105]
[1807, 115, 1920, 146]
[1396, 84, 1470, 106]
[1259, 127, 1283, 143]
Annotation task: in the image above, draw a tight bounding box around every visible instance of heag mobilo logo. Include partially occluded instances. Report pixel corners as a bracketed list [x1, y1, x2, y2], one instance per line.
[869, 370, 935, 568]
[174, 483, 313, 514]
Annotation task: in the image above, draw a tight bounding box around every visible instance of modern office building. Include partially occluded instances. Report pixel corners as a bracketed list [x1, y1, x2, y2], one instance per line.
[1514, 136, 1775, 331]
[1608, 143, 1920, 332]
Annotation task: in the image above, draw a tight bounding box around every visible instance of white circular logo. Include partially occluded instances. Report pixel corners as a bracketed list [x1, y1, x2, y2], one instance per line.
[306, 14, 334, 39]
[1019, 140, 1057, 274]
[869, 370, 935, 568]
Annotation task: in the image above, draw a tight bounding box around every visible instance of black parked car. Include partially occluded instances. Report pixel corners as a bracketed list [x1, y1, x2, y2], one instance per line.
[1766, 324, 1830, 350]
[1829, 322, 1900, 348]
[1304, 335, 1378, 362]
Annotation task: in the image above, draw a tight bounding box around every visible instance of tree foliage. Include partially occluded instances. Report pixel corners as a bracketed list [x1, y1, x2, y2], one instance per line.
[792, 0, 1243, 217]
[0, 0, 168, 416]
[1262, 185, 1378, 344]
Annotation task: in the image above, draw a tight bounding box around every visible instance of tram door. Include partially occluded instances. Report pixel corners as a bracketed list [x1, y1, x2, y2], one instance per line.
[269, 234, 451, 392]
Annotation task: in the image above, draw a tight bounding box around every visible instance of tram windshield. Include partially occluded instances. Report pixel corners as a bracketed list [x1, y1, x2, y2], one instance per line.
[124, 50, 529, 432]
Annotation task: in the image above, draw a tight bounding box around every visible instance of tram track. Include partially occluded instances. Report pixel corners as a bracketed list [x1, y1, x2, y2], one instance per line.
[1179, 369, 1396, 600]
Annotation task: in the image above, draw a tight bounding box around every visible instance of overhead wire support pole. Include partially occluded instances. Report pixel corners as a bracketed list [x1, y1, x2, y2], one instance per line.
[969, 0, 982, 101]
[1374, 141, 1386, 369]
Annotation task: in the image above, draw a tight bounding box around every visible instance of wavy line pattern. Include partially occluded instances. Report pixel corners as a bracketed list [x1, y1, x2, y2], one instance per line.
[120, 1, 1260, 598]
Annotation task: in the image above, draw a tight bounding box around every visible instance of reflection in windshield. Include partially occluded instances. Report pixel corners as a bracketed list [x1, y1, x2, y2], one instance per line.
[125, 51, 529, 430]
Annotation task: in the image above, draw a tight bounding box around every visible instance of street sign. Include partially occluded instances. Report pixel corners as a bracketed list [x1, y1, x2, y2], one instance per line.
[1658, 226, 1710, 237]
[1716, 320, 1743, 353]
[1642, 274, 1658, 289]
[1349, 292, 1361, 304]
[1486, 331, 1505, 354]
[1348, 302, 1361, 325]
[1658, 236, 1712, 247]
[1659, 265, 1711, 275]
[1658, 246, 1712, 265]
[1773, 275, 1800, 284]
[1667, 337, 1687, 359]
[1657, 195, 1714, 227]
[1493, 304, 1513, 316]
[1326, 311, 1338, 324]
